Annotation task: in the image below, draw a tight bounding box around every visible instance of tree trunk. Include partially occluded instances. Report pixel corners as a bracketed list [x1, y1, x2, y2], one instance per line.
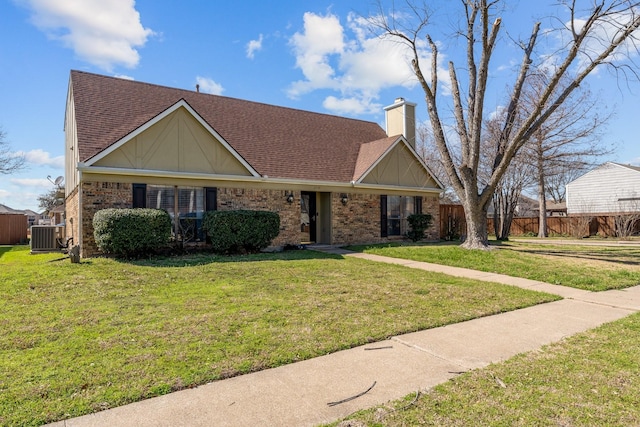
[461, 198, 490, 249]
[536, 151, 548, 238]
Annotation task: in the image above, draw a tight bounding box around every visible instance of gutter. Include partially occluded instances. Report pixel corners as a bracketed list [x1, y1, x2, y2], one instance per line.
[77, 165, 443, 194]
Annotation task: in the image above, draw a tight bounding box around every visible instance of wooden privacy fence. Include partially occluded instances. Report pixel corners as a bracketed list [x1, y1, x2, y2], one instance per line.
[487, 215, 618, 237]
[0, 214, 28, 244]
[440, 204, 623, 239]
[440, 204, 467, 240]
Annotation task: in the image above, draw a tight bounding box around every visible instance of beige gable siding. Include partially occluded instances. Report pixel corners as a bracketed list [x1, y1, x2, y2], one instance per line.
[94, 107, 252, 176]
[64, 85, 79, 196]
[360, 143, 438, 188]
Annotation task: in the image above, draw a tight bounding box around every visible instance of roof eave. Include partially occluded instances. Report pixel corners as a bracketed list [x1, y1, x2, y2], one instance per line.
[77, 164, 443, 194]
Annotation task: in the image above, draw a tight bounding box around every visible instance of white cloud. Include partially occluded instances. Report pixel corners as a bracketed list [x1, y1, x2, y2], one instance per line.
[21, 0, 154, 71]
[288, 12, 346, 96]
[10, 178, 52, 187]
[572, 10, 640, 69]
[288, 11, 447, 116]
[323, 96, 381, 115]
[246, 34, 264, 59]
[114, 74, 135, 80]
[16, 149, 65, 168]
[195, 76, 224, 95]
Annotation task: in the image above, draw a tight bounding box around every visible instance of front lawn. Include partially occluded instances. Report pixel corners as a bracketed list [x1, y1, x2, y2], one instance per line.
[349, 241, 640, 291]
[0, 246, 557, 426]
[333, 311, 640, 426]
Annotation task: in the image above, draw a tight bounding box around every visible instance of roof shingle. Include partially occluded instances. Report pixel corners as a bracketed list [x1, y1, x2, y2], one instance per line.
[70, 70, 390, 182]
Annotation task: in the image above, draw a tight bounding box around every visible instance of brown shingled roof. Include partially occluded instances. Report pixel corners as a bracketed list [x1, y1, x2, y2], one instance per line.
[352, 136, 399, 181]
[70, 70, 390, 182]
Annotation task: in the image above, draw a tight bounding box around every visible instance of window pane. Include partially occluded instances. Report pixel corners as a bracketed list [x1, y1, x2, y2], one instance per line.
[401, 197, 415, 235]
[147, 185, 174, 215]
[387, 196, 401, 236]
[177, 187, 204, 242]
[386, 196, 416, 236]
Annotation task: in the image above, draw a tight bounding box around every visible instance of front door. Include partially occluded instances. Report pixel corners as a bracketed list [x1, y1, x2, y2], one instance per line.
[301, 191, 317, 243]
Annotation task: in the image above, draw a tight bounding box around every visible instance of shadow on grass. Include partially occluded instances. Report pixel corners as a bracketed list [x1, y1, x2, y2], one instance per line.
[505, 246, 640, 267]
[0, 245, 14, 259]
[120, 247, 345, 268]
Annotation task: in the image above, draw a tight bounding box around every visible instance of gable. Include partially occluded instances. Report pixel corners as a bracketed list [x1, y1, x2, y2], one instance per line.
[92, 106, 253, 177]
[70, 71, 390, 183]
[359, 141, 440, 189]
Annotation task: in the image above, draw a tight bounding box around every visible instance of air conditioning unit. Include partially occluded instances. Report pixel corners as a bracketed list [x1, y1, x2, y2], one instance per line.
[30, 225, 64, 252]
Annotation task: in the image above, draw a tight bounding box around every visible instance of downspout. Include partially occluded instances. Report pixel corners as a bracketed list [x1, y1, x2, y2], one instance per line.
[77, 168, 83, 257]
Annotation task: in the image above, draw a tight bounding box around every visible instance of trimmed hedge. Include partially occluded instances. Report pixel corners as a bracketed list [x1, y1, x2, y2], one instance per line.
[203, 210, 280, 254]
[406, 213, 434, 242]
[93, 208, 172, 257]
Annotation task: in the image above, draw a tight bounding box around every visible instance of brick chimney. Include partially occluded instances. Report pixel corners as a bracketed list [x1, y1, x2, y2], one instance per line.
[384, 97, 416, 149]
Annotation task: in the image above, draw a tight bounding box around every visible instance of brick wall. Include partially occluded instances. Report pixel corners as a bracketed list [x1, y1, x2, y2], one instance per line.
[332, 193, 384, 245]
[75, 180, 440, 257]
[332, 193, 440, 245]
[422, 195, 440, 240]
[64, 186, 79, 248]
[80, 182, 133, 257]
[217, 188, 299, 247]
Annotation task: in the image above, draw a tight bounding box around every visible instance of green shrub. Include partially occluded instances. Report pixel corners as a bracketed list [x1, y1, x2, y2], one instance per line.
[406, 213, 434, 242]
[93, 208, 172, 258]
[203, 210, 280, 254]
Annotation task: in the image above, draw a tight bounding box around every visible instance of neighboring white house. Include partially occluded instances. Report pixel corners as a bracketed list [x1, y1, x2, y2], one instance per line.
[566, 162, 640, 215]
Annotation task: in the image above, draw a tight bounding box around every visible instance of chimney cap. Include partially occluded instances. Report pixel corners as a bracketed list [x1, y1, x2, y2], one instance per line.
[384, 97, 417, 111]
[196, 84, 200, 93]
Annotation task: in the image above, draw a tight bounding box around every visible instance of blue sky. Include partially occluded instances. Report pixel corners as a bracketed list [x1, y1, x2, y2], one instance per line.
[1, 0, 639, 212]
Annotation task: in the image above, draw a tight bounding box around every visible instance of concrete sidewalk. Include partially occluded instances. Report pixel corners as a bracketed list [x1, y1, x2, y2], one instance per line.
[48, 251, 640, 427]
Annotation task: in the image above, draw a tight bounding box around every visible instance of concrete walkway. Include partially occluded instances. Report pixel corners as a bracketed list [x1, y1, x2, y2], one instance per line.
[48, 250, 640, 427]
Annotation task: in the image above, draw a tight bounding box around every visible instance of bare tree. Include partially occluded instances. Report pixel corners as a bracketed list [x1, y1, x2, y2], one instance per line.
[545, 165, 584, 204]
[415, 124, 459, 203]
[0, 128, 26, 174]
[37, 188, 64, 213]
[614, 195, 640, 238]
[371, 0, 640, 249]
[479, 115, 535, 240]
[518, 74, 613, 237]
[491, 154, 536, 240]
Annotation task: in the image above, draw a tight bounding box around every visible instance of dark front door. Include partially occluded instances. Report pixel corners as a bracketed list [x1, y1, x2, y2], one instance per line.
[301, 191, 317, 243]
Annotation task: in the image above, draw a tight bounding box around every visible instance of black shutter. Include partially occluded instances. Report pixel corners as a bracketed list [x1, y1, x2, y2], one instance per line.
[205, 187, 217, 211]
[380, 195, 388, 237]
[415, 196, 423, 214]
[132, 184, 146, 208]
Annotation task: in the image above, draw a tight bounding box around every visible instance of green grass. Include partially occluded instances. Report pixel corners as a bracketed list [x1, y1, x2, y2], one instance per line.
[349, 241, 640, 291]
[0, 246, 557, 426]
[333, 311, 640, 426]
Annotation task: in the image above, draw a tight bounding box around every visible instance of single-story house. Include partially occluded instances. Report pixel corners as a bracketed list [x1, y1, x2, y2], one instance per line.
[566, 162, 640, 215]
[64, 70, 443, 257]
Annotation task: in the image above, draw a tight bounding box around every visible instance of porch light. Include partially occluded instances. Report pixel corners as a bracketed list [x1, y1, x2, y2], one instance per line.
[340, 194, 348, 205]
[286, 192, 294, 203]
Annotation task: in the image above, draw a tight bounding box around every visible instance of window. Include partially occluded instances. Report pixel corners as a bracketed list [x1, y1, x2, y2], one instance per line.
[381, 195, 422, 237]
[133, 184, 216, 242]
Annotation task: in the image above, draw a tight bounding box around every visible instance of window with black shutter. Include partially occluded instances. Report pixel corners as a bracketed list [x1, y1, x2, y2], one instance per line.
[132, 184, 146, 208]
[380, 195, 388, 237]
[205, 187, 217, 211]
[381, 195, 422, 237]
